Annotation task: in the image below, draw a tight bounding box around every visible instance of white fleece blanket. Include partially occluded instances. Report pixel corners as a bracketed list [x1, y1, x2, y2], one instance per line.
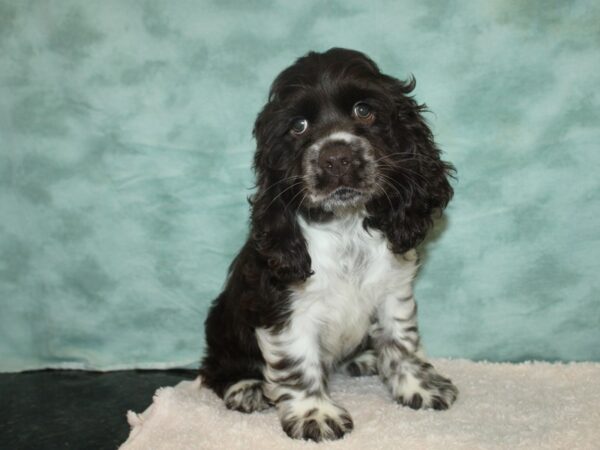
[120, 360, 600, 449]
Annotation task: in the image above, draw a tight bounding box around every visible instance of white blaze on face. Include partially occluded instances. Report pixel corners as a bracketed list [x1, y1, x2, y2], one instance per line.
[303, 131, 377, 210]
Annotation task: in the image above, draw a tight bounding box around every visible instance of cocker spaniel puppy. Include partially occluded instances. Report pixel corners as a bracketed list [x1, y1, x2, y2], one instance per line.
[200, 48, 457, 442]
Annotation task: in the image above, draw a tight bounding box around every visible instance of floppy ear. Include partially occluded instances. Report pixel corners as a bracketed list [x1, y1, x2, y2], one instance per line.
[366, 75, 455, 254]
[249, 105, 312, 284]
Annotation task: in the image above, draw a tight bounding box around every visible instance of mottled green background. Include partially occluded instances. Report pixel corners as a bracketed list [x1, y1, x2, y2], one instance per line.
[1, 0, 599, 371]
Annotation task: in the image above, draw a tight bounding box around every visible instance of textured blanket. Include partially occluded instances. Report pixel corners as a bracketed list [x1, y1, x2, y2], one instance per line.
[120, 359, 600, 449]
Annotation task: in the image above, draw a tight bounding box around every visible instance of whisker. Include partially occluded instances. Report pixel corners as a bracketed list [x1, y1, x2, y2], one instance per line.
[372, 151, 442, 166]
[379, 171, 427, 199]
[293, 191, 309, 217]
[258, 174, 305, 198]
[377, 162, 432, 189]
[284, 186, 309, 214]
[263, 180, 305, 211]
[373, 180, 394, 211]
[376, 174, 404, 198]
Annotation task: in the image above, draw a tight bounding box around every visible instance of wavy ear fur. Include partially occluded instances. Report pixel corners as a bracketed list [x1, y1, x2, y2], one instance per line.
[249, 188, 312, 284]
[249, 105, 312, 284]
[366, 75, 455, 254]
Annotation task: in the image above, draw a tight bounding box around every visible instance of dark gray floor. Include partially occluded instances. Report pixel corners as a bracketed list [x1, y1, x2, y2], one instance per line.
[0, 369, 196, 450]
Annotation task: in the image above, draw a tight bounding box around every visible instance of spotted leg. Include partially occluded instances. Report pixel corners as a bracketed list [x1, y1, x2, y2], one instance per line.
[339, 348, 378, 377]
[223, 379, 271, 413]
[373, 291, 458, 410]
[256, 326, 353, 442]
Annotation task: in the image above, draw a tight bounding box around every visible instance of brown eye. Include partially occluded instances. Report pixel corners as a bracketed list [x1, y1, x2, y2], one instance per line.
[352, 102, 374, 123]
[290, 118, 308, 135]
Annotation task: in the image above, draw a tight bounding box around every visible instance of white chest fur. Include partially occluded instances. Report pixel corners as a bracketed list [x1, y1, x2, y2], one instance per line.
[289, 211, 418, 363]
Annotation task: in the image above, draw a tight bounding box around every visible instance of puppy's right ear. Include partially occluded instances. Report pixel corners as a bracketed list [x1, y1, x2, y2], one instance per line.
[249, 103, 312, 284]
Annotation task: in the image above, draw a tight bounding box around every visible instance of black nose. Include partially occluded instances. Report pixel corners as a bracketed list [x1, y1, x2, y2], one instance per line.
[318, 145, 356, 177]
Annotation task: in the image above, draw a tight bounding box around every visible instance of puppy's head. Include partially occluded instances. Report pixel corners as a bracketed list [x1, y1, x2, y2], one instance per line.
[254, 49, 383, 212]
[251, 49, 454, 274]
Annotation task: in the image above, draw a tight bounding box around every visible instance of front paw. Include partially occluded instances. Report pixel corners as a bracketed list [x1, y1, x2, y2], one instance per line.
[386, 359, 458, 410]
[279, 397, 353, 441]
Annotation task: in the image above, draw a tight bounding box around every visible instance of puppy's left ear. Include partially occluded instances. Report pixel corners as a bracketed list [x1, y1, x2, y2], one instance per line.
[249, 181, 313, 284]
[249, 104, 313, 284]
[367, 75, 455, 254]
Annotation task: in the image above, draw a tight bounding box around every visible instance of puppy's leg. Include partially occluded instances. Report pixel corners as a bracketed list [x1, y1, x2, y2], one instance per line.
[256, 327, 353, 442]
[223, 379, 271, 413]
[339, 349, 378, 377]
[373, 290, 458, 410]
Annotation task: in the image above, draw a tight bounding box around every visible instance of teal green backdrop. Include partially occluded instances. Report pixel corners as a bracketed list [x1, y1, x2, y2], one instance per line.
[1, 0, 599, 371]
